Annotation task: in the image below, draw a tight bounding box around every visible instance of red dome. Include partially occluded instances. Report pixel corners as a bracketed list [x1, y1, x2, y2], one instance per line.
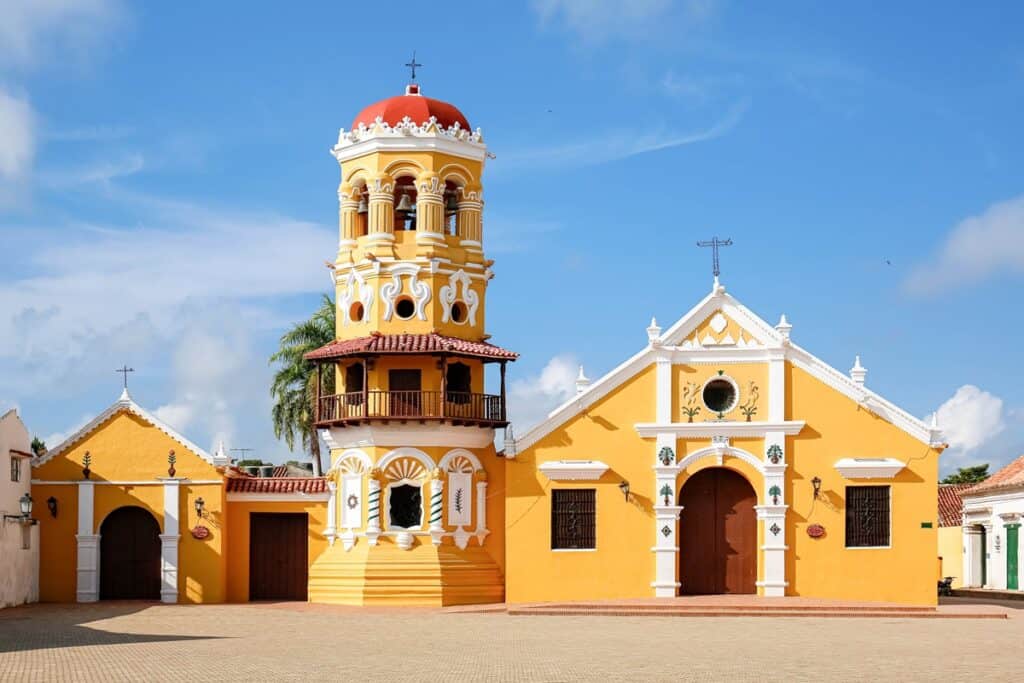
[351, 84, 470, 130]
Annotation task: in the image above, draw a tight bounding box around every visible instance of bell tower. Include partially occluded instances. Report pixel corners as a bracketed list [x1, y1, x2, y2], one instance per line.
[305, 78, 516, 606]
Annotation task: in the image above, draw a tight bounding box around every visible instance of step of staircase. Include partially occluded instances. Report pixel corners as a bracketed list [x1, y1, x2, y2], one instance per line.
[507, 605, 1007, 619]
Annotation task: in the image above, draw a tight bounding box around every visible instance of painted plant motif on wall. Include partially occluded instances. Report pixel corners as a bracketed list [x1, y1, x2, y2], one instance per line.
[738, 381, 759, 421]
[680, 382, 701, 422]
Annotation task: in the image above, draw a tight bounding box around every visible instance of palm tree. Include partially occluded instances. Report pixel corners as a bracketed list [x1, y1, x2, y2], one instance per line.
[270, 294, 335, 475]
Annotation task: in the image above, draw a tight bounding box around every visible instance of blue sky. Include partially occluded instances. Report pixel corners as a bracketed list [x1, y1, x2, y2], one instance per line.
[1, 1, 1022, 475]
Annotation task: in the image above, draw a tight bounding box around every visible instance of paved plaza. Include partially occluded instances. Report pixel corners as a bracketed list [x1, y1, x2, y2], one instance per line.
[1, 599, 1021, 682]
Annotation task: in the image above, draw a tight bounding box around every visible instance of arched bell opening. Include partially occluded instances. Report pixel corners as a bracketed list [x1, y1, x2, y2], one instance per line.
[352, 179, 369, 237]
[443, 180, 462, 236]
[393, 175, 418, 230]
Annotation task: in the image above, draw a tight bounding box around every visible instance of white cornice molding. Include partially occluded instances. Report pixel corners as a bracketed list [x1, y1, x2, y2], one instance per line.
[227, 493, 330, 502]
[833, 458, 906, 479]
[332, 119, 486, 164]
[33, 389, 216, 468]
[635, 421, 806, 439]
[538, 460, 610, 481]
[32, 479, 222, 486]
[320, 424, 496, 450]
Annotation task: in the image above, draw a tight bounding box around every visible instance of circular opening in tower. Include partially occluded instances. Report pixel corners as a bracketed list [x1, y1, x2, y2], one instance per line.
[349, 302, 365, 323]
[395, 297, 416, 320]
[702, 377, 738, 415]
[450, 301, 467, 324]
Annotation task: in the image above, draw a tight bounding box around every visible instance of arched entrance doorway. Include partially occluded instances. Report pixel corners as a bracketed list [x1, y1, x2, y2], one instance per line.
[678, 467, 757, 594]
[100, 506, 161, 600]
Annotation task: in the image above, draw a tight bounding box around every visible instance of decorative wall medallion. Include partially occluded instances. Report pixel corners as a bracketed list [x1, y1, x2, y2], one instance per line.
[191, 525, 210, 540]
[658, 447, 675, 466]
[769, 523, 781, 536]
[82, 451, 92, 480]
[807, 523, 826, 539]
[661, 525, 672, 537]
[711, 435, 730, 450]
[346, 494, 359, 510]
[660, 484, 673, 506]
[769, 485, 782, 505]
[439, 269, 480, 325]
[167, 450, 177, 477]
[767, 444, 783, 464]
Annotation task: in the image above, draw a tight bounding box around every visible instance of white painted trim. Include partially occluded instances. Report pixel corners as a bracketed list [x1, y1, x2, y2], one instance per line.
[635, 421, 805, 438]
[35, 389, 216, 466]
[538, 460, 610, 481]
[332, 135, 487, 164]
[227, 492, 331, 502]
[676, 445, 765, 475]
[833, 458, 906, 479]
[438, 448, 483, 472]
[32, 479, 223, 486]
[377, 446, 435, 473]
[701, 373, 741, 415]
[320, 424, 495, 450]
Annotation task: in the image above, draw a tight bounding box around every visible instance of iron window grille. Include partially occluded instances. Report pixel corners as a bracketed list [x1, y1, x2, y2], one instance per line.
[551, 489, 596, 550]
[845, 485, 890, 548]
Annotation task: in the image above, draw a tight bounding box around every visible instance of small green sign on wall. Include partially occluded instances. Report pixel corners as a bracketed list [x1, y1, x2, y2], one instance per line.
[921, 522, 933, 528]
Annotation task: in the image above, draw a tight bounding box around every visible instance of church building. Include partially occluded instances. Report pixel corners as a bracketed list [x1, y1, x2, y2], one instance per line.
[29, 78, 946, 607]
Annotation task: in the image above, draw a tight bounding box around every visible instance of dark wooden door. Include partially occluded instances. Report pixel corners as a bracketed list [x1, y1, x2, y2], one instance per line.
[679, 468, 757, 594]
[389, 369, 422, 416]
[100, 506, 161, 600]
[249, 513, 308, 601]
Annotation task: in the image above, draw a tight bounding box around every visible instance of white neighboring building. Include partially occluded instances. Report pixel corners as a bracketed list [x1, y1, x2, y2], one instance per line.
[0, 409, 39, 608]
[961, 455, 1024, 592]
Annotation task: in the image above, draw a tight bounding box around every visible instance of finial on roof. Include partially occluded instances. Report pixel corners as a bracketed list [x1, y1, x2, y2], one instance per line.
[575, 366, 591, 395]
[850, 356, 867, 386]
[118, 387, 132, 403]
[775, 314, 792, 341]
[647, 317, 662, 345]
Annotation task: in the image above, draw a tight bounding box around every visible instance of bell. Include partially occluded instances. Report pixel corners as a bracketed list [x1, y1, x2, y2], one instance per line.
[357, 197, 368, 214]
[395, 193, 414, 212]
[444, 193, 459, 214]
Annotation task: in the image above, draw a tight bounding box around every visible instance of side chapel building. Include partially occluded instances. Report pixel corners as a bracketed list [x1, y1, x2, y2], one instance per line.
[30, 82, 946, 606]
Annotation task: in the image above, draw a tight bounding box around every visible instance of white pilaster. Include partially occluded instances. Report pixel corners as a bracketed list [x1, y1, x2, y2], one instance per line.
[756, 431, 789, 596]
[366, 477, 381, 546]
[652, 503, 683, 597]
[325, 481, 338, 547]
[75, 480, 99, 603]
[429, 478, 444, 546]
[160, 479, 181, 604]
[767, 349, 786, 423]
[474, 480, 489, 545]
[655, 352, 672, 424]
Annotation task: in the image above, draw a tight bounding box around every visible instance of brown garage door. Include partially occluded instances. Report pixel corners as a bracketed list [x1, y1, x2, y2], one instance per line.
[249, 513, 308, 601]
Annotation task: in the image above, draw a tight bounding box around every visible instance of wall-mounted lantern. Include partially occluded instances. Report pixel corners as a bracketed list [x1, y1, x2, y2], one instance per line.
[618, 480, 631, 502]
[811, 476, 822, 499]
[4, 493, 35, 524]
[194, 496, 206, 519]
[47, 496, 58, 518]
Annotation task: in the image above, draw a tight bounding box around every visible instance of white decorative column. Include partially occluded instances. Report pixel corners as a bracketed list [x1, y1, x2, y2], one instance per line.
[755, 431, 789, 597]
[654, 353, 672, 424]
[366, 475, 381, 546]
[429, 476, 444, 546]
[75, 480, 99, 602]
[652, 434, 682, 597]
[474, 473, 489, 545]
[325, 481, 338, 547]
[159, 479, 181, 604]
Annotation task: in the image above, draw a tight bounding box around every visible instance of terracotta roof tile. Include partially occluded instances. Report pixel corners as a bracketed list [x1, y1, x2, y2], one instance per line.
[964, 454, 1024, 495]
[304, 333, 518, 362]
[938, 484, 972, 527]
[226, 477, 328, 494]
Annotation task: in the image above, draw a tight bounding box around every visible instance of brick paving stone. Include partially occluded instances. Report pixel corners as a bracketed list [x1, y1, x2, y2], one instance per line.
[0, 601, 1022, 682]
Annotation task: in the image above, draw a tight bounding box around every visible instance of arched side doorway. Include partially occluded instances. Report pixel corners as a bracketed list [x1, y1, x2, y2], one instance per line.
[679, 467, 757, 595]
[100, 506, 162, 600]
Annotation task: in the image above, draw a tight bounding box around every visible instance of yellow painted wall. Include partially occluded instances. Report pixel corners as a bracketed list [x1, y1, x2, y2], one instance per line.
[225, 500, 329, 603]
[32, 410, 228, 603]
[505, 366, 656, 603]
[938, 526, 963, 588]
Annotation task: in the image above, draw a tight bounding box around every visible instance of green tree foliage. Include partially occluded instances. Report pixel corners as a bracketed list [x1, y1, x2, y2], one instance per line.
[269, 294, 335, 474]
[30, 436, 46, 457]
[941, 464, 990, 484]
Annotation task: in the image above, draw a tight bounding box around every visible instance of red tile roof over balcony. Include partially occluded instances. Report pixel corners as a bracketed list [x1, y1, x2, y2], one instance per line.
[226, 477, 328, 494]
[938, 483, 972, 527]
[305, 333, 518, 362]
[965, 454, 1024, 495]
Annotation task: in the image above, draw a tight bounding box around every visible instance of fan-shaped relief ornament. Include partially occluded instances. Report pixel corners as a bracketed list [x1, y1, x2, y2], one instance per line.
[445, 455, 476, 474]
[384, 457, 428, 483]
[439, 269, 479, 325]
[338, 270, 374, 325]
[338, 455, 368, 475]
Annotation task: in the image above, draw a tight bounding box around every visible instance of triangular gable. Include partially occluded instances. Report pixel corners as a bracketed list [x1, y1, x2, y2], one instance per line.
[511, 281, 942, 453]
[34, 389, 226, 468]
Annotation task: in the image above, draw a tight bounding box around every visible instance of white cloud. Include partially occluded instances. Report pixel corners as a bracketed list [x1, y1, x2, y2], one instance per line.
[0, 88, 35, 195]
[905, 195, 1024, 295]
[930, 385, 1006, 455]
[0, 0, 124, 68]
[40, 152, 144, 188]
[502, 97, 749, 168]
[507, 354, 580, 435]
[532, 0, 713, 43]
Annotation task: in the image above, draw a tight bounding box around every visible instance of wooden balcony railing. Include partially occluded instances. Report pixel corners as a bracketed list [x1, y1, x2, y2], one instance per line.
[315, 391, 506, 427]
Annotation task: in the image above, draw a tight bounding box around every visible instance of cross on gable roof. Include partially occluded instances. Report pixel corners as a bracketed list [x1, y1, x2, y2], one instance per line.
[33, 388, 228, 468]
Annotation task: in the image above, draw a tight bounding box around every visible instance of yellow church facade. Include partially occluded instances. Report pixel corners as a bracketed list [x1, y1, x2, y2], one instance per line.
[506, 282, 946, 606]
[29, 82, 946, 608]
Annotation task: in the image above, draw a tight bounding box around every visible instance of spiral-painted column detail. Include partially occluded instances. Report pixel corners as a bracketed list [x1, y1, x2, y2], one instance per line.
[429, 475, 444, 546]
[366, 474, 381, 546]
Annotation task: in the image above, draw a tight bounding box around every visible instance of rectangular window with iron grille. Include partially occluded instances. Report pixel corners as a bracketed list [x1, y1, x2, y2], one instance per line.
[845, 485, 890, 548]
[10, 456, 20, 483]
[551, 489, 596, 550]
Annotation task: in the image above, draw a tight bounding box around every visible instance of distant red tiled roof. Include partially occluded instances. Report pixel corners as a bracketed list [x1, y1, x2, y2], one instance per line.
[964, 455, 1024, 495]
[226, 477, 328, 494]
[305, 333, 518, 362]
[938, 484, 972, 527]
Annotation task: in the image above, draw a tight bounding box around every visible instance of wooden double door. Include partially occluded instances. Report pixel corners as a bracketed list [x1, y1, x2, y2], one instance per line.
[678, 468, 757, 595]
[100, 506, 162, 600]
[249, 513, 309, 601]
